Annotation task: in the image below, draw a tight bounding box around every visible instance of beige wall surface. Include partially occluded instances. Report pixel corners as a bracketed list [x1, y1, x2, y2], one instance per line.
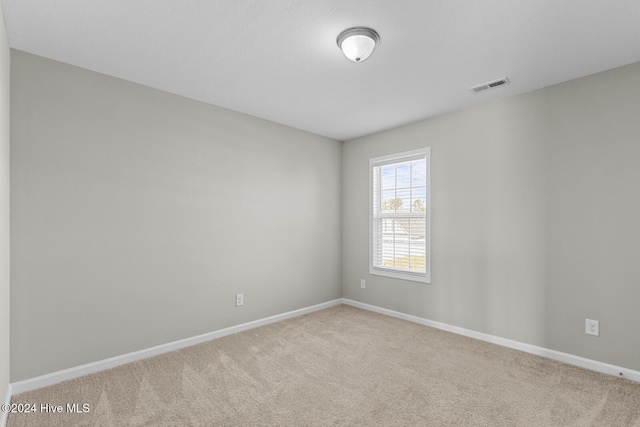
[0, 2, 10, 402]
[342, 62, 640, 371]
[10, 50, 342, 381]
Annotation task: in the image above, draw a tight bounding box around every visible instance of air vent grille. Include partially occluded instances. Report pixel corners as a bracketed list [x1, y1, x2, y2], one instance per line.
[469, 77, 510, 94]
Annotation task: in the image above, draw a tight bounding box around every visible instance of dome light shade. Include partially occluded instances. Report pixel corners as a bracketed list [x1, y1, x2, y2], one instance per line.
[337, 28, 380, 62]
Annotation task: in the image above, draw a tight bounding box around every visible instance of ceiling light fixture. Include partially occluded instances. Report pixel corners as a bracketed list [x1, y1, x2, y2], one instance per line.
[337, 27, 380, 63]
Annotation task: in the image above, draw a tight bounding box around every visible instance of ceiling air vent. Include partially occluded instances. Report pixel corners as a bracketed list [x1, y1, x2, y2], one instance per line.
[469, 77, 510, 94]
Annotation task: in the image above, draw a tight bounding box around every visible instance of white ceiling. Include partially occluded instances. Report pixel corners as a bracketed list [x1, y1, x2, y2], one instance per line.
[2, 1, 640, 141]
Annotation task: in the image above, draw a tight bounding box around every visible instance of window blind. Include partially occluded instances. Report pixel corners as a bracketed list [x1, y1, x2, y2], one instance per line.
[371, 148, 430, 282]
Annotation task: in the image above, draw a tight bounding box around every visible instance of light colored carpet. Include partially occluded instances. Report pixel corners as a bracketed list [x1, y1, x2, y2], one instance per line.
[8, 305, 640, 426]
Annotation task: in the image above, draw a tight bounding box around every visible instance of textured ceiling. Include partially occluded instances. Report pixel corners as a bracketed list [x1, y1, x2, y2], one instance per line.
[2, 0, 640, 141]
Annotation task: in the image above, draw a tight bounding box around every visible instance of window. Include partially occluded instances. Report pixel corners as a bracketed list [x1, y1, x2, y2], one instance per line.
[370, 148, 430, 283]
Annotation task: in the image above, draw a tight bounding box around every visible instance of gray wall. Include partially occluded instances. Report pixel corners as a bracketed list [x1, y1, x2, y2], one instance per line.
[0, 1, 10, 403]
[9, 46, 640, 382]
[342, 62, 640, 371]
[10, 51, 342, 381]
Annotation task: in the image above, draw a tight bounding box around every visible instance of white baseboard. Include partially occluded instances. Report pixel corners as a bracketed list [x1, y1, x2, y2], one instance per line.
[11, 299, 343, 395]
[342, 298, 640, 383]
[11, 297, 638, 399]
[1, 383, 11, 427]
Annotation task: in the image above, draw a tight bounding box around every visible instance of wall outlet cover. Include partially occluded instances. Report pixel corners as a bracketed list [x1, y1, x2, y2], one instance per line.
[585, 319, 599, 336]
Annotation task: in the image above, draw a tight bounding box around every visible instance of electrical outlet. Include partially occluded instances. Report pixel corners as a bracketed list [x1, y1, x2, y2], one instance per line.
[360, 279, 366, 289]
[236, 293, 244, 306]
[585, 319, 599, 336]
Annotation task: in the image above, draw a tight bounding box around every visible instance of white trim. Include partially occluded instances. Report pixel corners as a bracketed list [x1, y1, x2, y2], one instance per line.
[10, 299, 342, 395]
[342, 298, 640, 383]
[370, 267, 427, 283]
[1, 383, 10, 427]
[11, 297, 638, 398]
[370, 148, 427, 167]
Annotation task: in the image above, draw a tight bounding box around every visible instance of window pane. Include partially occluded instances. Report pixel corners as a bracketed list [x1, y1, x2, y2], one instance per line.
[381, 218, 395, 267]
[396, 188, 411, 213]
[411, 186, 427, 213]
[409, 218, 426, 238]
[411, 159, 426, 186]
[409, 250, 426, 271]
[381, 165, 395, 190]
[381, 190, 396, 213]
[395, 219, 410, 269]
[408, 217, 426, 272]
[396, 162, 410, 188]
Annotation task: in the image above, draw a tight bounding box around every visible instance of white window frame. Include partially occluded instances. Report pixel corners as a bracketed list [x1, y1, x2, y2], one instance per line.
[369, 147, 431, 283]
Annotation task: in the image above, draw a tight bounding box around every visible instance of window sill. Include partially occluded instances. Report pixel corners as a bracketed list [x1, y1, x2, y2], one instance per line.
[370, 267, 430, 284]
